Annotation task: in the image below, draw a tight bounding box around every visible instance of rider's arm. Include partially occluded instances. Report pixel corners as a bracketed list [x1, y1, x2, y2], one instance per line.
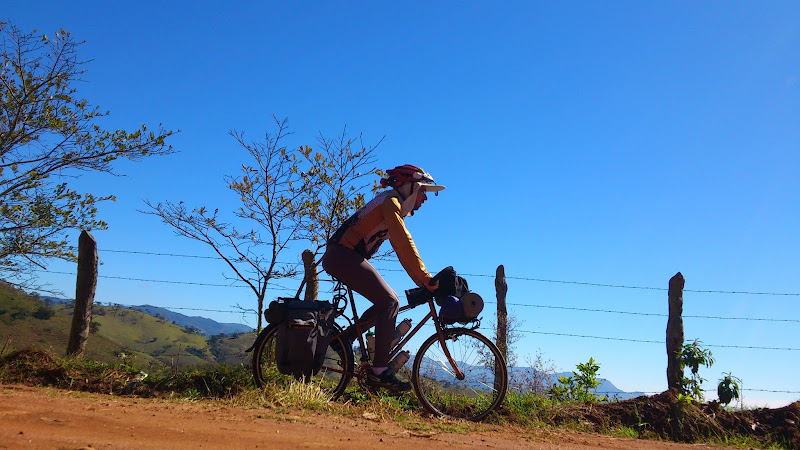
[381, 196, 434, 287]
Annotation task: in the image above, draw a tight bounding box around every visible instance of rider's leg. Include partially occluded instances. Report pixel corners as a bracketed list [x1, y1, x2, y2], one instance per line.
[322, 242, 399, 368]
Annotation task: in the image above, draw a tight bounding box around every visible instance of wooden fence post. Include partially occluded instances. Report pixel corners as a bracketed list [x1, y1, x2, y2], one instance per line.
[666, 272, 685, 391]
[66, 230, 98, 357]
[302, 249, 318, 302]
[495, 265, 508, 392]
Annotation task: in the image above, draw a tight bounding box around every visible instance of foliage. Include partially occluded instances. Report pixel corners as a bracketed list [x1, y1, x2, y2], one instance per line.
[147, 363, 253, 399]
[548, 357, 606, 402]
[144, 116, 380, 331]
[717, 372, 741, 407]
[2, 347, 798, 448]
[508, 351, 556, 395]
[492, 313, 521, 367]
[0, 22, 175, 288]
[31, 304, 55, 320]
[679, 339, 714, 401]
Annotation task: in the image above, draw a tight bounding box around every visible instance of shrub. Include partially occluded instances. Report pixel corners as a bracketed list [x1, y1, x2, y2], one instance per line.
[548, 357, 606, 402]
[679, 339, 714, 401]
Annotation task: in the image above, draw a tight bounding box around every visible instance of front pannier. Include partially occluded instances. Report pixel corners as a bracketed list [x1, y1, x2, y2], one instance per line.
[269, 298, 335, 379]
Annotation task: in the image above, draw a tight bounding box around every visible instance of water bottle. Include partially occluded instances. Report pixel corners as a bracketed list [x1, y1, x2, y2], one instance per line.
[387, 350, 410, 374]
[366, 332, 376, 360]
[390, 318, 412, 349]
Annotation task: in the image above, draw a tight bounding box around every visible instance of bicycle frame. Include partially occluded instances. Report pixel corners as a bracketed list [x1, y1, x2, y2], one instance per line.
[333, 280, 465, 380]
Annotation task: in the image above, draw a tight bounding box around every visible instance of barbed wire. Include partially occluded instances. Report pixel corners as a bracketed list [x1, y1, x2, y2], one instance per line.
[101, 249, 224, 260]
[85, 283, 797, 325]
[463, 273, 800, 296]
[86, 304, 800, 396]
[94, 248, 800, 297]
[39, 268, 800, 324]
[39, 270, 297, 292]
[515, 329, 800, 351]
[95, 299, 800, 352]
[494, 302, 800, 323]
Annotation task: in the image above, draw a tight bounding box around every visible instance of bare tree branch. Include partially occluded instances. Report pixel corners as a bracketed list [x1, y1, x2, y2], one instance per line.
[144, 116, 380, 331]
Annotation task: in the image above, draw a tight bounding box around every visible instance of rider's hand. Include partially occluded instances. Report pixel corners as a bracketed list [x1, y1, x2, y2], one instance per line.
[425, 278, 439, 292]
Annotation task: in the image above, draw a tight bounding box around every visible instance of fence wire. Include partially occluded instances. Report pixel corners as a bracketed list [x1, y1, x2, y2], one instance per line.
[33, 247, 800, 398]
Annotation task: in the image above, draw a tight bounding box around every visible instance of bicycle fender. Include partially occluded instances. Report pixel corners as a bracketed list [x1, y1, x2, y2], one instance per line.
[245, 326, 274, 353]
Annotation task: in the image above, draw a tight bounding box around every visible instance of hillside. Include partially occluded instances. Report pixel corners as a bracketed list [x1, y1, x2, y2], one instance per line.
[8, 285, 647, 400]
[54, 303, 216, 368]
[0, 282, 124, 364]
[1, 283, 252, 370]
[42, 296, 254, 337]
[128, 304, 253, 336]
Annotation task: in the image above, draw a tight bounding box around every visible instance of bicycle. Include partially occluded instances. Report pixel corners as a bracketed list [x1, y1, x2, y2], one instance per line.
[250, 278, 508, 421]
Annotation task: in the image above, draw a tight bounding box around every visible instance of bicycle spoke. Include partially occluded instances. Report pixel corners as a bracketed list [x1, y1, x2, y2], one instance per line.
[412, 328, 507, 421]
[252, 325, 353, 401]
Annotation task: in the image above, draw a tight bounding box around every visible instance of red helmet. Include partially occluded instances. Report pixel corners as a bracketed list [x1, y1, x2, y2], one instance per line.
[380, 164, 445, 192]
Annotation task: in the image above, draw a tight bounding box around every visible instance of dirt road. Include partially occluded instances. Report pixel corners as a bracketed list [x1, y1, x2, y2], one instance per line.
[0, 385, 731, 449]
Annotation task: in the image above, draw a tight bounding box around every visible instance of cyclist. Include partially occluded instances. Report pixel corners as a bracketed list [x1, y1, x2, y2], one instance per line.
[322, 164, 444, 391]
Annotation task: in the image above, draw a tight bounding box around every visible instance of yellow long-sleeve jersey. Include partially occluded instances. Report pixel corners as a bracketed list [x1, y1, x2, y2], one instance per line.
[328, 190, 432, 286]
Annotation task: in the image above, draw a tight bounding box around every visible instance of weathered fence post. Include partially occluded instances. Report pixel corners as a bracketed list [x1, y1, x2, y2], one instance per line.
[302, 249, 318, 302]
[666, 272, 685, 391]
[66, 230, 98, 357]
[495, 264, 508, 392]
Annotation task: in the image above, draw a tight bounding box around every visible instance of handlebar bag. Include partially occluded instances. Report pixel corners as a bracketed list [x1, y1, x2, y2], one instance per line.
[432, 266, 470, 306]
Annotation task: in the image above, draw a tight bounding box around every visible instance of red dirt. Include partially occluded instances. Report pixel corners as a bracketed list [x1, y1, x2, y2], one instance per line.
[0, 385, 729, 449]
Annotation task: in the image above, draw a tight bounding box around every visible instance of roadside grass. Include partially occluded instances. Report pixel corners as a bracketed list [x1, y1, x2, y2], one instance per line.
[0, 350, 794, 449]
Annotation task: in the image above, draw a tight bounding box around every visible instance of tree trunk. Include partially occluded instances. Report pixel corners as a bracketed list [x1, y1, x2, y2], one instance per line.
[666, 272, 685, 391]
[495, 265, 508, 393]
[302, 249, 318, 302]
[257, 294, 264, 333]
[66, 231, 98, 357]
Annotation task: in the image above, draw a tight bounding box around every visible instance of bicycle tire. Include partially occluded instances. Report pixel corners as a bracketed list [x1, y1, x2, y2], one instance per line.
[411, 328, 508, 421]
[251, 323, 354, 401]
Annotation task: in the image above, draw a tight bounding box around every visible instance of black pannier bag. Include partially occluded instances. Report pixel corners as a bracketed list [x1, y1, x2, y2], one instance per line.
[267, 298, 335, 379]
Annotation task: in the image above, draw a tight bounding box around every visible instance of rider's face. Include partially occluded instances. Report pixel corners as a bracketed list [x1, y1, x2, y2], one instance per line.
[414, 189, 428, 210]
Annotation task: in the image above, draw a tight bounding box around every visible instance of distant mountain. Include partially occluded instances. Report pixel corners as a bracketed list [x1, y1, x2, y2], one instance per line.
[128, 305, 253, 337]
[411, 358, 645, 402]
[509, 367, 646, 400]
[38, 296, 252, 337]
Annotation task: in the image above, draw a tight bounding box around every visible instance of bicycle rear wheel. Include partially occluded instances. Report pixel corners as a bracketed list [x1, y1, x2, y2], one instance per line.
[251, 323, 353, 400]
[412, 328, 507, 421]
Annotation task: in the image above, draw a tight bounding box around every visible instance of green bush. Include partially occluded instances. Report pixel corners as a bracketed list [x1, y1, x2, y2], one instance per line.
[548, 357, 606, 402]
[32, 305, 56, 320]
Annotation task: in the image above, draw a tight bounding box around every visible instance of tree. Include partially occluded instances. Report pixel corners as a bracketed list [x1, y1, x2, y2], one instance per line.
[0, 22, 176, 287]
[679, 339, 714, 401]
[548, 357, 607, 403]
[717, 372, 741, 407]
[145, 116, 380, 331]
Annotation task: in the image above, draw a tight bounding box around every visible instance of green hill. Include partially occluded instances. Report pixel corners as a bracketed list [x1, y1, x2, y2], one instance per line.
[0, 282, 123, 363]
[0, 282, 255, 370]
[209, 331, 256, 366]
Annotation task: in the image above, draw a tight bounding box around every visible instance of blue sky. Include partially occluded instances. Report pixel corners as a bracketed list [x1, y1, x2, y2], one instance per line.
[5, 1, 798, 407]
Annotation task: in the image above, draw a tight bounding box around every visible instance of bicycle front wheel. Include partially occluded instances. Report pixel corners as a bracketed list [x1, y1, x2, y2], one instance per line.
[252, 324, 354, 401]
[412, 328, 507, 421]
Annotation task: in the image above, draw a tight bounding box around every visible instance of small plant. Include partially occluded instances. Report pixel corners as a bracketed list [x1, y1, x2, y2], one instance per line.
[717, 372, 742, 407]
[548, 357, 606, 402]
[679, 339, 714, 401]
[183, 388, 201, 400]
